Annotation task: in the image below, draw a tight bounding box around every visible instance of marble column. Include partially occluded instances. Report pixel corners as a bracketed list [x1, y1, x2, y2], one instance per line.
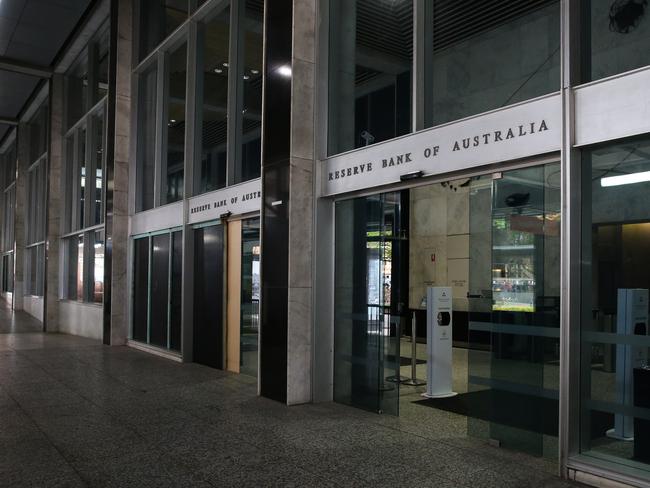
[13, 122, 30, 312]
[285, 0, 317, 406]
[44, 75, 64, 331]
[104, 0, 132, 345]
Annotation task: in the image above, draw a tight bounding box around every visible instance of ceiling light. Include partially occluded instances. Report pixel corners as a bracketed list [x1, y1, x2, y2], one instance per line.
[601, 170, 650, 187]
[251, 69, 259, 75]
[214, 68, 223, 73]
[222, 62, 229, 67]
[243, 75, 250, 80]
[170, 119, 176, 123]
[277, 65, 292, 77]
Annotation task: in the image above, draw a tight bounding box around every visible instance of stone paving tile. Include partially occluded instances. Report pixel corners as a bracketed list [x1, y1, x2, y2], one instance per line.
[0, 325, 587, 488]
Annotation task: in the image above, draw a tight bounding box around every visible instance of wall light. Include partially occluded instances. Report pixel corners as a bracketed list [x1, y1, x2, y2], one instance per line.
[601, 170, 650, 187]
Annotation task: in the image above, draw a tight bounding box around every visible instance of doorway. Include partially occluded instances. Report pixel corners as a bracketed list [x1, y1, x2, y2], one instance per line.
[333, 162, 561, 458]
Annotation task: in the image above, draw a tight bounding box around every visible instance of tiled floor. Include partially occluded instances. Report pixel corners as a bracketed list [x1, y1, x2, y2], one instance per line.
[0, 313, 585, 487]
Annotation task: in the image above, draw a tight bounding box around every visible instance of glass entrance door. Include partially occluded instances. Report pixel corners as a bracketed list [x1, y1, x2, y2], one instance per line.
[334, 192, 405, 414]
[467, 164, 561, 457]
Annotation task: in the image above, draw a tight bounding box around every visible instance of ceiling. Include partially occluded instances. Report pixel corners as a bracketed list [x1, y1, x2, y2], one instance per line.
[0, 0, 92, 144]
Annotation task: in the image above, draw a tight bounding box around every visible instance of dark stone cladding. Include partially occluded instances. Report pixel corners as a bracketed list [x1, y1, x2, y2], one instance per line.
[259, 0, 292, 403]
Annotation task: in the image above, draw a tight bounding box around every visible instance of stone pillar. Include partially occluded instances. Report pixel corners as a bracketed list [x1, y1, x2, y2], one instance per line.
[44, 74, 64, 331]
[13, 122, 30, 312]
[103, 0, 132, 345]
[286, 0, 317, 406]
[259, 0, 317, 405]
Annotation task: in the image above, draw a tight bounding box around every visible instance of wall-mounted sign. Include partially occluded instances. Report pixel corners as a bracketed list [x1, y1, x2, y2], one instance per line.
[322, 93, 561, 196]
[188, 178, 261, 224]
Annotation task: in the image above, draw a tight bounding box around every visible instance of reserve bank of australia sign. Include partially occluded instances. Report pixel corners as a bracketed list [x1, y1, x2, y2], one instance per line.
[323, 93, 561, 196]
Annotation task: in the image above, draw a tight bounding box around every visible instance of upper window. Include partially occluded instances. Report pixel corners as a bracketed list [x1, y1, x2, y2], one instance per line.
[424, 0, 560, 127]
[138, 0, 189, 62]
[134, 0, 264, 212]
[583, 0, 650, 82]
[65, 23, 110, 130]
[328, 0, 413, 155]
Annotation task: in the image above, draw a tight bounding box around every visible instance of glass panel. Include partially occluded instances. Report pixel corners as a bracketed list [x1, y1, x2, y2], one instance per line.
[91, 230, 104, 304]
[334, 193, 403, 414]
[426, 1, 560, 127]
[76, 235, 84, 300]
[235, 0, 263, 183]
[150, 234, 170, 348]
[137, 64, 157, 212]
[97, 30, 110, 101]
[78, 127, 87, 229]
[584, 0, 650, 82]
[580, 138, 650, 478]
[170, 230, 183, 351]
[163, 42, 187, 205]
[92, 113, 105, 225]
[64, 135, 75, 232]
[64, 235, 81, 300]
[133, 237, 150, 342]
[467, 165, 561, 457]
[328, 0, 413, 155]
[66, 54, 88, 129]
[196, 7, 230, 195]
[139, 0, 189, 62]
[240, 218, 260, 377]
[29, 104, 48, 162]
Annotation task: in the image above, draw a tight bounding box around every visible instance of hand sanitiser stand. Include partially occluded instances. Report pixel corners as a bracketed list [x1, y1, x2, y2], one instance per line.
[422, 287, 457, 399]
[607, 288, 648, 441]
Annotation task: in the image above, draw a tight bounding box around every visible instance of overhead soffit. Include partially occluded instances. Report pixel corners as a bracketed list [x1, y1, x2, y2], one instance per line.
[0, 0, 92, 143]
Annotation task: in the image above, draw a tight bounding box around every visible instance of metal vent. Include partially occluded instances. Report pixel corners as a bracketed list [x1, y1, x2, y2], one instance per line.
[433, 0, 557, 52]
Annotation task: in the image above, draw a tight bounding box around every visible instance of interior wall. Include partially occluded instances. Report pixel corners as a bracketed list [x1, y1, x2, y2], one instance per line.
[409, 183, 470, 313]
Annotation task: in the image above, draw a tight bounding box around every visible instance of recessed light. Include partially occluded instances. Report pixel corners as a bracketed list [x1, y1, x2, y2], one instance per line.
[251, 69, 259, 75]
[601, 170, 650, 187]
[214, 68, 223, 73]
[222, 62, 229, 67]
[243, 75, 250, 80]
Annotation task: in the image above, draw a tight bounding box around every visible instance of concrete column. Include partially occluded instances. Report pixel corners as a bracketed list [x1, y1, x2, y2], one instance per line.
[286, 0, 317, 405]
[44, 74, 64, 331]
[13, 122, 30, 312]
[105, 0, 132, 345]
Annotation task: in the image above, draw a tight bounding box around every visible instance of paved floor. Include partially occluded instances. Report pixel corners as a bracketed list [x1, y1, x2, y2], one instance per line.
[0, 318, 584, 487]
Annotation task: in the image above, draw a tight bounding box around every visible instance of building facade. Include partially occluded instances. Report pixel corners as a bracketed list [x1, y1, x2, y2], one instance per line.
[1, 0, 650, 486]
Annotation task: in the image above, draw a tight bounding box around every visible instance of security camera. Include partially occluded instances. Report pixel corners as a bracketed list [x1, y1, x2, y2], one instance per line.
[360, 130, 375, 146]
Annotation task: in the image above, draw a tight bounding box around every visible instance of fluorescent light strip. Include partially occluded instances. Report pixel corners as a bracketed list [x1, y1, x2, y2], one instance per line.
[601, 170, 650, 187]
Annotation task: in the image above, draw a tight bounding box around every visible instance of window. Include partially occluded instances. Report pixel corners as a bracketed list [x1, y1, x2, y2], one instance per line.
[0, 139, 16, 294]
[163, 41, 187, 205]
[60, 25, 109, 305]
[580, 137, 650, 478]
[196, 7, 230, 194]
[424, 0, 560, 127]
[136, 63, 158, 212]
[583, 0, 650, 82]
[235, 0, 263, 183]
[131, 230, 183, 351]
[240, 218, 260, 377]
[65, 24, 110, 130]
[134, 1, 263, 209]
[138, 0, 189, 62]
[328, 0, 413, 155]
[24, 102, 48, 298]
